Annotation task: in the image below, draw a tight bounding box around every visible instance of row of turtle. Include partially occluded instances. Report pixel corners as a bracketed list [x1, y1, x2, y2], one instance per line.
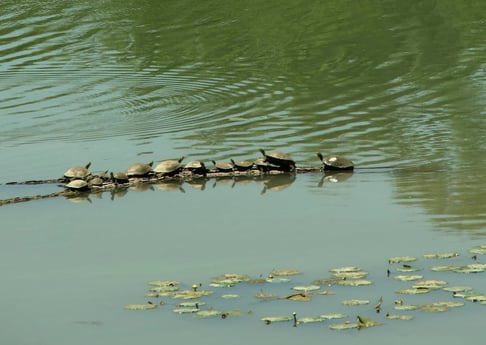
[63, 149, 354, 191]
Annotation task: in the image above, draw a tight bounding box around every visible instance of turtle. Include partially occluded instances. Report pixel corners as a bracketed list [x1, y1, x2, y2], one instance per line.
[184, 161, 207, 176]
[212, 160, 234, 172]
[110, 171, 129, 183]
[317, 152, 354, 171]
[153, 157, 184, 176]
[254, 157, 271, 172]
[65, 179, 89, 191]
[259, 149, 295, 170]
[88, 176, 104, 187]
[230, 159, 254, 171]
[125, 161, 153, 177]
[64, 162, 91, 180]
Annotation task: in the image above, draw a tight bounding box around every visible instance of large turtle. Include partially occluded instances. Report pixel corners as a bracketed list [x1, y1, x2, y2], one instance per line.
[184, 160, 207, 176]
[212, 160, 234, 172]
[65, 179, 89, 191]
[317, 152, 354, 171]
[111, 171, 129, 184]
[230, 159, 254, 172]
[259, 149, 295, 170]
[154, 157, 184, 176]
[64, 162, 91, 180]
[125, 161, 153, 177]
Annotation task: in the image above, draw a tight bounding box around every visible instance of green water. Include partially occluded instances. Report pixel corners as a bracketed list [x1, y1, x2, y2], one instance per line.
[1, 1, 486, 344]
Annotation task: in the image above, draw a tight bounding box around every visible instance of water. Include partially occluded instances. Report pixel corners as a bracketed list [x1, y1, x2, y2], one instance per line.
[1, 1, 486, 344]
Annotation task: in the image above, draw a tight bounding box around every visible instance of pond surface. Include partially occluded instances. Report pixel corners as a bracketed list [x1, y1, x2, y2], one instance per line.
[1, 1, 486, 344]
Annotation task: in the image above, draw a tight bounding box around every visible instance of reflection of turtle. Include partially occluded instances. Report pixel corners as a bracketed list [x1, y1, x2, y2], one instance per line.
[184, 161, 207, 175]
[111, 171, 129, 183]
[212, 160, 234, 172]
[154, 157, 184, 176]
[65, 179, 89, 191]
[317, 152, 354, 170]
[260, 174, 296, 194]
[230, 159, 253, 171]
[125, 162, 153, 177]
[64, 162, 91, 180]
[259, 149, 295, 170]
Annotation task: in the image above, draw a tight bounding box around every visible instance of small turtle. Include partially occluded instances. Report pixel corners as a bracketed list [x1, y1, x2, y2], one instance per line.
[254, 157, 270, 172]
[64, 162, 91, 180]
[259, 149, 295, 170]
[230, 159, 254, 171]
[212, 160, 234, 172]
[153, 157, 184, 176]
[125, 161, 153, 177]
[184, 161, 207, 175]
[88, 176, 104, 187]
[111, 171, 129, 183]
[317, 152, 354, 171]
[65, 179, 89, 191]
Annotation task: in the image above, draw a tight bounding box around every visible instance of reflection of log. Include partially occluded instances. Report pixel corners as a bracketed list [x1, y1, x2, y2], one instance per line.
[0, 166, 333, 206]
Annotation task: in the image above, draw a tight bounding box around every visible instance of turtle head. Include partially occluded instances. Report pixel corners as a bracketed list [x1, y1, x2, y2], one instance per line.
[316, 152, 324, 162]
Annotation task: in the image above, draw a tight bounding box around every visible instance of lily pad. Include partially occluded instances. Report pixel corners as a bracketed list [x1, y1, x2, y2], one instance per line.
[329, 266, 361, 273]
[385, 313, 414, 320]
[332, 271, 368, 279]
[221, 294, 240, 299]
[465, 295, 486, 302]
[194, 310, 222, 318]
[286, 293, 312, 301]
[337, 279, 372, 286]
[395, 288, 431, 295]
[421, 304, 449, 313]
[261, 316, 292, 323]
[388, 256, 417, 264]
[430, 265, 457, 272]
[412, 280, 447, 289]
[443, 286, 473, 293]
[396, 264, 423, 272]
[452, 264, 486, 273]
[270, 269, 302, 276]
[297, 316, 326, 324]
[255, 291, 280, 299]
[173, 307, 199, 314]
[317, 290, 336, 295]
[319, 313, 347, 320]
[124, 303, 157, 310]
[292, 285, 320, 291]
[171, 290, 214, 299]
[423, 252, 460, 259]
[341, 299, 370, 306]
[393, 275, 423, 281]
[394, 304, 420, 311]
[469, 247, 486, 255]
[357, 315, 382, 329]
[266, 277, 291, 283]
[428, 301, 465, 308]
[148, 285, 179, 293]
[329, 322, 359, 330]
[177, 301, 204, 308]
[148, 280, 179, 287]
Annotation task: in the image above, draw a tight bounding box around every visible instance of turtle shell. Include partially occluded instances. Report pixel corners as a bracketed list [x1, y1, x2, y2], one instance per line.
[184, 161, 207, 175]
[125, 162, 153, 177]
[259, 149, 295, 169]
[111, 171, 129, 183]
[154, 157, 184, 175]
[64, 162, 91, 180]
[212, 160, 234, 172]
[88, 176, 104, 187]
[230, 159, 254, 171]
[317, 152, 354, 170]
[65, 179, 89, 191]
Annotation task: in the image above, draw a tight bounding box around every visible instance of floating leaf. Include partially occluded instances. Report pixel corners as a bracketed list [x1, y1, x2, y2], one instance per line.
[443, 286, 473, 293]
[396, 264, 423, 272]
[412, 280, 447, 289]
[469, 247, 486, 255]
[313, 277, 344, 286]
[194, 310, 222, 318]
[385, 313, 414, 320]
[297, 316, 326, 324]
[452, 264, 486, 274]
[465, 295, 486, 302]
[388, 256, 417, 264]
[148, 285, 179, 293]
[209, 281, 236, 288]
[286, 293, 312, 301]
[221, 294, 239, 299]
[394, 304, 420, 311]
[317, 290, 336, 295]
[270, 269, 302, 276]
[341, 299, 370, 306]
[319, 313, 347, 320]
[421, 304, 449, 313]
[395, 288, 431, 295]
[211, 273, 250, 285]
[177, 301, 204, 308]
[394, 275, 423, 281]
[357, 315, 382, 329]
[171, 290, 213, 299]
[337, 279, 372, 286]
[261, 316, 292, 323]
[255, 291, 280, 299]
[332, 271, 368, 279]
[124, 303, 157, 310]
[266, 277, 291, 283]
[292, 285, 320, 291]
[173, 307, 199, 314]
[329, 322, 359, 330]
[148, 280, 179, 287]
[330, 266, 361, 273]
[428, 301, 465, 308]
[430, 265, 457, 272]
[423, 252, 460, 259]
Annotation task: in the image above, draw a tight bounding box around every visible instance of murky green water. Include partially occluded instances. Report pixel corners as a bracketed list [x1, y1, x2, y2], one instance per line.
[1, 1, 486, 344]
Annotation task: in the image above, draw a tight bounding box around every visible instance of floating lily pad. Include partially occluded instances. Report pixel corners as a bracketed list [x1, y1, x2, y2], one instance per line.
[337, 279, 372, 286]
[428, 301, 465, 308]
[148, 280, 179, 287]
[394, 304, 420, 311]
[319, 313, 347, 320]
[317, 290, 336, 295]
[124, 303, 157, 310]
[313, 277, 344, 286]
[395, 288, 431, 295]
[396, 264, 423, 272]
[209, 281, 236, 288]
[270, 269, 302, 276]
[211, 273, 250, 285]
[357, 315, 382, 329]
[221, 294, 239, 299]
[332, 271, 368, 279]
[261, 316, 292, 323]
[394, 275, 423, 281]
[286, 293, 312, 301]
[255, 291, 280, 299]
[423, 252, 460, 259]
[144, 292, 161, 298]
[421, 304, 449, 313]
[173, 307, 199, 314]
[148, 285, 179, 293]
[177, 301, 204, 308]
[330, 266, 361, 273]
[388, 256, 417, 264]
[412, 280, 447, 289]
[469, 247, 486, 255]
[443, 286, 473, 293]
[266, 277, 291, 283]
[430, 265, 457, 272]
[329, 322, 359, 330]
[297, 316, 326, 324]
[385, 313, 414, 320]
[452, 264, 486, 274]
[292, 285, 320, 291]
[465, 295, 486, 302]
[194, 310, 222, 318]
[341, 299, 370, 306]
[171, 290, 214, 299]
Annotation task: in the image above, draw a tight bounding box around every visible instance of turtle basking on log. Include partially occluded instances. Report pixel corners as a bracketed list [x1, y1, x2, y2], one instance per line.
[317, 152, 354, 171]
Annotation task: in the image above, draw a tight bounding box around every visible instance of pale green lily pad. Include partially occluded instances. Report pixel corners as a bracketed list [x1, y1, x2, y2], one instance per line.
[357, 315, 382, 328]
[452, 264, 486, 273]
[330, 266, 361, 273]
[177, 301, 205, 307]
[297, 316, 326, 324]
[221, 294, 240, 299]
[261, 316, 292, 323]
[394, 304, 420, 311]
[209, 281, 236, 288]
[194, 310, 222, 318]
[286, 293, 312, 301]
[337, 279, 372, 286]
[428, 301, 465, 308]
[266, 277, 291, 283]
[124, 303, 157, 310]
[171, 290, 213, 299]
[317, 290, 336, 295]
[211, 273, 250, 285]
[341, 299, 370, 306]
[395, 288, 431, 295]
[388, 256, 417, 264]
[465, 295, 486, 302]
[332, 271, 368, 279]
[148, 280, 179, 287]
[421, 304, 449, 312]
[173, 307, 199, 314]
[430, 265, 457, 272]
[270, 269, 302, 276]
[144, 292, 161, 298]
[396, 264, 423, 272]
[443, 286, 473, 293]
[292, 285, 320, 291]
[385, 313, 414, 320]
[469, 247, 486, 255]
[329, 322, 359, 330]
[423, 252, 460, 259]
[255, 291, 280, 299]
[394, 275, 423, 281]
[148, 285, 179, 293]
[319, 313, 347, 320]
[412, 280, 447, 289]
[313, 277, 344, 286]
